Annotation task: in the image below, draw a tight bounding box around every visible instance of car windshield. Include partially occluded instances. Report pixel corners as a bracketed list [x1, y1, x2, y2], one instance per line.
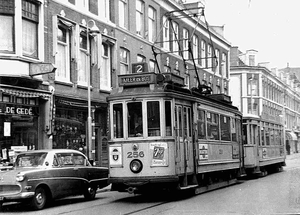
[15, 153, 47, 167]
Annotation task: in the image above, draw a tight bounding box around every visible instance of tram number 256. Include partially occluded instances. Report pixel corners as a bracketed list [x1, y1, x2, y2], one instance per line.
[127, 151, 145, 158]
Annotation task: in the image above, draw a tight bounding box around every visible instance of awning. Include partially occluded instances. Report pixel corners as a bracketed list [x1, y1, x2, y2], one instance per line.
[286, 131, 298, 141]
[0, 87, 51, 100]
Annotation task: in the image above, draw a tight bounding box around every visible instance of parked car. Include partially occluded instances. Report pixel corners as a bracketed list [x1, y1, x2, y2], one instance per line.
[0, 149, 109, 210]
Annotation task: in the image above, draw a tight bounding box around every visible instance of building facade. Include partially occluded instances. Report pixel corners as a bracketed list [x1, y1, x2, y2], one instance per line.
[0, 0, 232, 166]
[0, 0, 53, 161]
[230, 47, 300, 155]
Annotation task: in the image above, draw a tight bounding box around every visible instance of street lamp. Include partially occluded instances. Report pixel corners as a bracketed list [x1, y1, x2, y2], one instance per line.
[86, 19, 100, 162]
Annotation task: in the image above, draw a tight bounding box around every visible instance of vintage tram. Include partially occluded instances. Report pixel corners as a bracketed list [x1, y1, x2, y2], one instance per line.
[108, 71, 244, 194]
[243, 116, 286, 176]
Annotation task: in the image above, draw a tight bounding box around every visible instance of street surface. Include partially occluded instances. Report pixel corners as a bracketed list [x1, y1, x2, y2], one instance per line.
[1, 154, 300, 215]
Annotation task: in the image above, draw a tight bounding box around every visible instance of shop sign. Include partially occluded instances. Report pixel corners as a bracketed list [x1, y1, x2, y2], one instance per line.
[0, 105, 38, 116]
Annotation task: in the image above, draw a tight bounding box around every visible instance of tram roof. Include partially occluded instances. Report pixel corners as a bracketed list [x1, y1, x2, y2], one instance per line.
[108, 72, 240, 112]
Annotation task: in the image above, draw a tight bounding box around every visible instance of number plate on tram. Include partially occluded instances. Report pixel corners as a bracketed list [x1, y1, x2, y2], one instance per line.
[127, 151, 145, 158]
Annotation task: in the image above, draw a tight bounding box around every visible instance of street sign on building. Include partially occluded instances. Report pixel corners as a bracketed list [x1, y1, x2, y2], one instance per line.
[29, 63, 57, 77]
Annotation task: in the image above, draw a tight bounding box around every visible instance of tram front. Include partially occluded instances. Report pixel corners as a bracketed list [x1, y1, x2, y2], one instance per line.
[108, 72, 180, 193]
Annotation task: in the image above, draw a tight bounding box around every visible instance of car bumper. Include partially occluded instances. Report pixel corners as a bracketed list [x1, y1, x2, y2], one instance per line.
[0, 191, 35, 202]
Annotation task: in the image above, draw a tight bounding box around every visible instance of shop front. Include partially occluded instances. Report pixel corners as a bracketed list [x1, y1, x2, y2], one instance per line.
[0, 84, 52, 162]
[52, 97, 108, 166]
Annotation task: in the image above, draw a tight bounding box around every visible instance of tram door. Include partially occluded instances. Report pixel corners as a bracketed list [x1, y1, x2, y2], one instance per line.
[174, 104, 194, 178]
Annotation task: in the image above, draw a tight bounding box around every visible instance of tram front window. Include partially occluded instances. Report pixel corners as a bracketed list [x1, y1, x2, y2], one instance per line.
[128, 102, 143, 137]
[147, 101, 160, 136]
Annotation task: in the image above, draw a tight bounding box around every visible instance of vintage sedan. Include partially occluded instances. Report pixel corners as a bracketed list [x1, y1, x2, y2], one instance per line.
[0, 149, 109, 210]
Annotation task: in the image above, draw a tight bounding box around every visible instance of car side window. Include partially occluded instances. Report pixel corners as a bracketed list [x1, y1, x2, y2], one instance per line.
[53, 156, 59, 167]
[74, 154, 86, 166]
[56, 153, 75, 166]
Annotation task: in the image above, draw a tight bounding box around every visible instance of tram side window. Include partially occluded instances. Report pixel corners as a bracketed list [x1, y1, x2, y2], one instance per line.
[207, 112, 219, 140]
[242, 124, 248, 144]
[128, 102, 143, 137]
[165, 101, 172, 136]
[113, 104, 123, 138]
[265, 127, 270, 145]
[197, 109, 206, 139]
[220, 115, 231, 141]
[231, 118, 237, 142]
[147, 101, 160, 136]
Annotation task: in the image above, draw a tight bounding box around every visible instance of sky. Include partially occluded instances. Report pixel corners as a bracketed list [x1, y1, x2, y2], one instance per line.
[185, 0, 300, 69]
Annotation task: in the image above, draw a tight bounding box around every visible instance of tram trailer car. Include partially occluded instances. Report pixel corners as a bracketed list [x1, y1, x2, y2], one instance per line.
[242, 116, 286, 177]
[108, 72, 248, 194]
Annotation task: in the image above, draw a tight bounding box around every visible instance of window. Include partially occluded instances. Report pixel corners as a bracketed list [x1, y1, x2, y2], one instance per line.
[220, 115, 230, 141]
[113, 103, 123, 138]
[184, 75, 190, 89]
[128, 102, 143, 137]
[172, 22, 179, 55]
[137, 55, 146, 63]
[165, 101, 172, 136]
[201, 40, 206, 67]
[222, 53, 228, 78]
[183, 28, 189, 59]
[147, 101, 160, 136]
[101, 43, 111, 91]
[149, 60, 156, 73]
[98, 0, 110, 19]
[192, 35, 198, 63]
[22, 0, 39, 58]
[78, 31, 88, 85]
[207, 112, 219, 140]
[163, 16, 170, 50]
[215, 49, 220, 74]
[120, 48, 129, 74]
[136, 0, 144, 36]
[207, 44, 212, 70]
[0, 0, 14, 53]
[119, 0, 128, 29]
[197, 109, 206, 139]
[249, 54, 255, 66]
[148, 7, 156, 42]
[56, 25, 70, 82]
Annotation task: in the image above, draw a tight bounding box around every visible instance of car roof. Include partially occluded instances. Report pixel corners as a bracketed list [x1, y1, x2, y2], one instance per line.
[17, 149, 85, 155]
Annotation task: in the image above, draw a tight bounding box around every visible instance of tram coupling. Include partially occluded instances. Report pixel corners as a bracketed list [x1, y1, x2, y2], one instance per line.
[127, 187, 137, 194]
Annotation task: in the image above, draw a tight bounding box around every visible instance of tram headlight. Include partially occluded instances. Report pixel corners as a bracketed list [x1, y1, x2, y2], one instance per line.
[130, 159, 143, 173]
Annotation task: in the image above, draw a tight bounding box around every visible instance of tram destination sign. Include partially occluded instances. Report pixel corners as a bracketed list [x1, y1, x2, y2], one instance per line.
[118, 73, 156, 86]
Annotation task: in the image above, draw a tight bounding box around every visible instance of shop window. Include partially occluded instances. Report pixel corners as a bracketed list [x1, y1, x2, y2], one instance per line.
[147, 101, 160, 136]
[113, 103, 123, 138]
[128, 102, 143, 137]
[53, 108, 87, 151]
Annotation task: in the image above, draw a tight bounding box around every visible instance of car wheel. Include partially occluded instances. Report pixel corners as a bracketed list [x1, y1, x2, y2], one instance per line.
[84, 186, 97, 200]
[30, 187, 47, 210]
